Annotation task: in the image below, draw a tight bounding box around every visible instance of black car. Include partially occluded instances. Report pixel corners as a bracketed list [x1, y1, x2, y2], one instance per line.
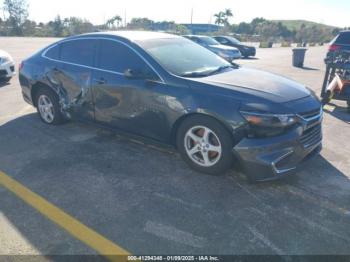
[19, 31, 323, 181]
[213, 36, 256, 58]
[327, 30, 350, 58]
[183, 35, 242, 61]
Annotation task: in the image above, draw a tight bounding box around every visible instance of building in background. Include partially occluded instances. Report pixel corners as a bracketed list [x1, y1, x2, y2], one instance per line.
[181, 24, 222, 34]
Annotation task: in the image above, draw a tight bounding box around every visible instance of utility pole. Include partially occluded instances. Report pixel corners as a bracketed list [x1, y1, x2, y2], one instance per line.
[190, 8, 193, 25]
[124, 9, 127, 28]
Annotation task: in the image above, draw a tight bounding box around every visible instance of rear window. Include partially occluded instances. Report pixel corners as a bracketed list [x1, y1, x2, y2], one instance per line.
[333, 32, 350, 44]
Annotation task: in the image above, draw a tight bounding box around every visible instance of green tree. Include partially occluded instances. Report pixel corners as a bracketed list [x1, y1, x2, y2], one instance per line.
[128, 17, 154, 30]
[106, 15, 122, 29]
[3, 0, 29, 35]
[223, 8, 233, 25]
[51, 15, 65, 37]
[175, 24, 190, 35]
[214, 12, 225, 26]
[65, 17, 94, 36]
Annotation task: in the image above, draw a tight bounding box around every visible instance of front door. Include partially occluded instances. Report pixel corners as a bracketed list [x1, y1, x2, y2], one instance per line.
[92, 39, 170, 141]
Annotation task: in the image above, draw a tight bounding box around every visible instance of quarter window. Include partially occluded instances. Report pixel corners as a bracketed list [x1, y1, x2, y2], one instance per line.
[45, 45, 60, 59]
[60, 39, 97, 67]
[97, 40, 148, 73]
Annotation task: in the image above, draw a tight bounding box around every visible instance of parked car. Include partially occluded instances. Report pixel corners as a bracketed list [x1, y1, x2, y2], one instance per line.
[0, 50, 15, 83]
[327, 30, 350, 59]
[183, 35, 242, 62]
[19, 31, 323, 181]
[213, 36, 256, 58]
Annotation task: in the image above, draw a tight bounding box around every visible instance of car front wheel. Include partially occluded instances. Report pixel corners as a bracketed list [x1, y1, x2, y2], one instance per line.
[176, 115, 234, 175]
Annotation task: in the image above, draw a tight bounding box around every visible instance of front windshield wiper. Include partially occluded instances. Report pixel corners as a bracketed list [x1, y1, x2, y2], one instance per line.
[181, 64, 239, 78]
[180, 71, 212, 78]
[207, 64, 239, 76]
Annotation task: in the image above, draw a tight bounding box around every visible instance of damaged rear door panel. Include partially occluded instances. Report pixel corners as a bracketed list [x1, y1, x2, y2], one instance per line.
[46, 38, 97, 121]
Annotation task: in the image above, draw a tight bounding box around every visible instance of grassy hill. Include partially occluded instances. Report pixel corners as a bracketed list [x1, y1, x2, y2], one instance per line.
[272, 20, 338, 31]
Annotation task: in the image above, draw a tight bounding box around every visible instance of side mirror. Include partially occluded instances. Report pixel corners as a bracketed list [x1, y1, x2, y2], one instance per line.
[124, 68, 154, 80]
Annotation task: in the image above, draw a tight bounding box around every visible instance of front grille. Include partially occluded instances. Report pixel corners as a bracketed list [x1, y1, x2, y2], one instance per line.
[300, 124, 322, 148]
[298, 108, 321, 119]
[0, 70, 7, 76]
[10, 66, 15, 72]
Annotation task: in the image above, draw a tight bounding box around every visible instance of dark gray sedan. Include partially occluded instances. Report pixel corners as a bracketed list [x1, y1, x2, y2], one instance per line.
[19, 31, 322, 181]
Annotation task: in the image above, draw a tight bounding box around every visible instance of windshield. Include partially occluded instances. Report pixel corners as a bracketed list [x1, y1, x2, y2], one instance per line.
[136, 37, 232, 77]
[227, 37, 241, 44]
[199, 37, 220, 45]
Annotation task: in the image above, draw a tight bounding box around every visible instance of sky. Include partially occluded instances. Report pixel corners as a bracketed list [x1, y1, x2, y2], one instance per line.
[1, 0, 350, 27]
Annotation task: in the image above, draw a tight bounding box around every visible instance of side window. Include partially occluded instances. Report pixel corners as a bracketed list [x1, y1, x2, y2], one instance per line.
[60, 39, 97, 67]
[97, 40, 149, 73]
[336, 33, 350, 44]
[189, 37, 199, 44]
[219, 38, 229, 44]
[45, 45, 60, 60]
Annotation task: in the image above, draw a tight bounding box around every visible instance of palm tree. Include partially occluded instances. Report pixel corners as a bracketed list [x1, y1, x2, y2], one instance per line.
[106, 15, 122, 29]
[223, 9, 233, 26]
[224, 9, 233, 18]
[214, 12, 225, 26]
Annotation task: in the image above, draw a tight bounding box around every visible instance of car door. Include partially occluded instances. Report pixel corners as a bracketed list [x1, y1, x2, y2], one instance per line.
[215, 37, 230, 46]
[54, 39, 97, 121]
[92, 39, 171, 141]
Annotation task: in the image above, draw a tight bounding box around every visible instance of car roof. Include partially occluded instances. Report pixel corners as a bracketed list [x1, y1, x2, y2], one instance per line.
[184, 35, 212, 38]
[78, 31, 181, 42]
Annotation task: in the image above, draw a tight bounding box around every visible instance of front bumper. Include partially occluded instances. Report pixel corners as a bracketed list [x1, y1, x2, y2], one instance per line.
[233, 121, 322, 182]
[0, 61, 16, 79]
[239, 47, 256, 57]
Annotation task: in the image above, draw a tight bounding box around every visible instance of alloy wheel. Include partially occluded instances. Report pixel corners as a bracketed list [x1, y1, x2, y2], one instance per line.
[184, 126, 222, 167]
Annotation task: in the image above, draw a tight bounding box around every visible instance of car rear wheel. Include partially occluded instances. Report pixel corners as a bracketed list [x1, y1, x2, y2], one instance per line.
[176, 115, 234, 175]
[36, 88, 65, 125]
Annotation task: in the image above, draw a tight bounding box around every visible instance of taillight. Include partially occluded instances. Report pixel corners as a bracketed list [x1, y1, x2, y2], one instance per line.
[19, 61, 24, 71]
[329, 44, 341, 52]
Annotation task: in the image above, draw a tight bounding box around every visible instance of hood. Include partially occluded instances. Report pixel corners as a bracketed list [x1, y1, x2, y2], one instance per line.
[193, 67, 310, 103]
[0, 49, 13, 59]
[0, 49, 14, 63]
[209, 44, 239, 52]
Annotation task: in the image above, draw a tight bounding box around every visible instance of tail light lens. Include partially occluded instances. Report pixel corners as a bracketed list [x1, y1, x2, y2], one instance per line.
[19, 61, 24, 71]
[329, 44, 341, 52]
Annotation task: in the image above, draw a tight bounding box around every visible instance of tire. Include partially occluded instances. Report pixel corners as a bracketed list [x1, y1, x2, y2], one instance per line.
[35, 87, 65, 125]
[176, 115, 234, 175]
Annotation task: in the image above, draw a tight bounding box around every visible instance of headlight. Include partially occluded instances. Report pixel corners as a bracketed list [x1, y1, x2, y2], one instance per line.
[240, 111, 298, 137]
[0, 57, 9, 64]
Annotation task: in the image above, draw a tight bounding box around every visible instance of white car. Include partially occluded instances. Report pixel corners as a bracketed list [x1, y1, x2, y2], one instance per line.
[0, 50, 15, 82]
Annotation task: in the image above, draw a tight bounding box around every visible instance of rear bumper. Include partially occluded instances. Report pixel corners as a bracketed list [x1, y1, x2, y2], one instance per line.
[233, 124, 322, 181]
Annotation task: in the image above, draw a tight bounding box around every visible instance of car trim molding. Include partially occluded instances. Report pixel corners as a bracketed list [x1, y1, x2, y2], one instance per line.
[41, 37, 166, 83]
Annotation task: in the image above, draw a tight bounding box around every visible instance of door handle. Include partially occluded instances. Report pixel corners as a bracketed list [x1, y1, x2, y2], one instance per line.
[93, 78, 106, 85]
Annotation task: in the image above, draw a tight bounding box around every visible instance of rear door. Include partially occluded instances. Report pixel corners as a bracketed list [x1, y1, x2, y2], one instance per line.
[57, 39, 97, 121]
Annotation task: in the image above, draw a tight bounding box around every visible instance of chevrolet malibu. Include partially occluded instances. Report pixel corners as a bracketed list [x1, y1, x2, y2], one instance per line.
[19, 31, 323, 181]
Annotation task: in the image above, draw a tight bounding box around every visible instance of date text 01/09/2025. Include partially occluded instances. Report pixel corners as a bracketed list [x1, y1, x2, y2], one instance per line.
[127, 256, 220, 261]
